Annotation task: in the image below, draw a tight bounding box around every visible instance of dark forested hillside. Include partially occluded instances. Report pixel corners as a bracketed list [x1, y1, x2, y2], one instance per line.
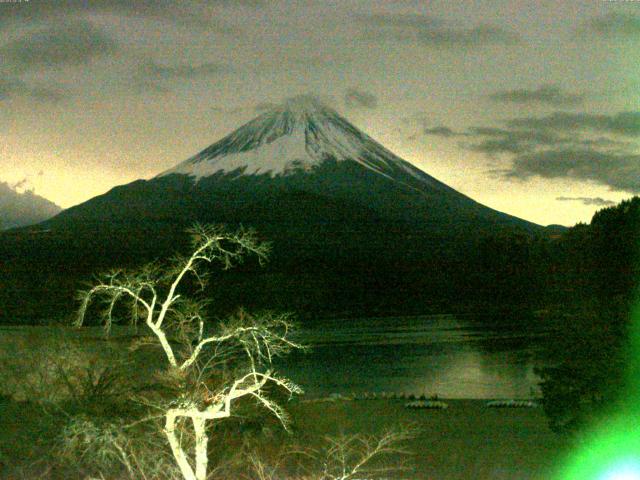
[536, 197, 640, 434]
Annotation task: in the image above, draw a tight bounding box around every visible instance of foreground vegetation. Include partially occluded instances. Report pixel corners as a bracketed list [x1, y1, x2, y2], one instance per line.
[0, 381, 566, 479]
[1, 225, 415, 479]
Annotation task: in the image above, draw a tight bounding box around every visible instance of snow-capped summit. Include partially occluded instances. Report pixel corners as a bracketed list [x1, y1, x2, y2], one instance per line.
[42, 95, 539, 239]
[158, 95, 450, 192]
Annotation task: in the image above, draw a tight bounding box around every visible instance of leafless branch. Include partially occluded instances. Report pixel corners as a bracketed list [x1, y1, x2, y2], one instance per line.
[73, 224, 301, 480]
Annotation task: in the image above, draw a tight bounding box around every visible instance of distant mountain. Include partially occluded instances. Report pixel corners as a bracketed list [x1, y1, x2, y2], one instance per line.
[1, 96, 545, 321]
[0, 181, 61, 230]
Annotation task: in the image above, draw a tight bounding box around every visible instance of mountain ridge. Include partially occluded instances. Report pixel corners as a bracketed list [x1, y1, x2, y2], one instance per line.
[159, 95, 472, 199]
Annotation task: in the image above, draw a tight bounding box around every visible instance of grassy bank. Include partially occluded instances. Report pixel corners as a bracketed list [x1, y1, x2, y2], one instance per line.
[289, 398, 569, 480]
[0, 396, 570, 479]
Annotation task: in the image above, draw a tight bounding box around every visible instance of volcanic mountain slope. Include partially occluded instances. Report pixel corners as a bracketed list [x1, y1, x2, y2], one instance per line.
[50, 95, 537, 235]
[2, 96, 543, 319]
[160, 95, 456, 188]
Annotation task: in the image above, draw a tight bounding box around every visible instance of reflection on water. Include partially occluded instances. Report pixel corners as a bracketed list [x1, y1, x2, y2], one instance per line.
[1, 313, 550, 400]
[275, 314, 549, 399]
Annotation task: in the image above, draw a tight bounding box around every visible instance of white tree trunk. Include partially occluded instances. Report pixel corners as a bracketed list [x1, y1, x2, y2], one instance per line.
[165, 412, 197, 480]
[192, 417, 209, 480]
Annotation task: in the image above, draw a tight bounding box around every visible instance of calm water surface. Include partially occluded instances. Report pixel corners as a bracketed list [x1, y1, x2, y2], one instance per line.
[275, 314, 550, 399]
[2, 313, 550, 400]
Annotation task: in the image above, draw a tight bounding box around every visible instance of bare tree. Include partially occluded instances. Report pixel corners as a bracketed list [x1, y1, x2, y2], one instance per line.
[314, 429, 413, 480]
[247, 427, 415, 480]
[76, 224, 303, 480]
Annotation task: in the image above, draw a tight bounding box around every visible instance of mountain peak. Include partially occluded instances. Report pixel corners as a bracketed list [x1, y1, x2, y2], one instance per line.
[157, 95, 450, 192]
[277, 94, 328, 117]
[252, 95, 334, 126]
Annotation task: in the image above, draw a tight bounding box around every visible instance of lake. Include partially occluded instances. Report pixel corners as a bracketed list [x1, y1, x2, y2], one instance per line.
[1, 313, 551, 400]
[276, 313, 550, 399]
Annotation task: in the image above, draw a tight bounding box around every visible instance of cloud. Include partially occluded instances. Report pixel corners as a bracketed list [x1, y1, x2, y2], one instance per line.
[77, 0, 262, 16]
[556, 196, 616, 207]
[2, 21, 117, 72]
[448, 109, 640, 193]
[360, 13, 520, 47]
[582, 13, 640, 37]
[469, 127, 562, 143]
[579, 136, 634, 148]
[363, 13, 443, 30]
[417, 111, 639, 166]
[132, 60, 232, 93]
[489, 84, 585, 106]
[417, 122, 570, 153]
[503, 149, 640, 193]
[465, 126, 567, 154]
[507, 111, 640, 137]
[423, 126, 462, 137]
[0, 180, 61, 230]
[0, 77, 69, 103]
[344, 88, 378, 109]
[0, 1, 257, 31]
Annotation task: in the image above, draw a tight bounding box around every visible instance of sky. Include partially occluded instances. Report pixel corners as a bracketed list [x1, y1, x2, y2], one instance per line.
[1, 0, 639, 226]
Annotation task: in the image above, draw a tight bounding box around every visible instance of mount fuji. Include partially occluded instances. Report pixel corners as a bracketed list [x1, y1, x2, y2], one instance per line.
[159, 95, 456, 192]
[2, 96, 543, 319]
[50, 95, 537, 234]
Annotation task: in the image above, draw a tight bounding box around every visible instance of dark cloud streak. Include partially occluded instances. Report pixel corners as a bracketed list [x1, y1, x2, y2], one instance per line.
[556, 196, 616, 207]
[582, 13, 640, 37]
[469, 127, 562, 144]
[508, 111, 640, 136]
[132, 60, 232, 93]
[2, 21, 117, 71]
[470, 138, 528, 154]
[505, 149, 640, 193]
[143, 61, 231, 80]
[0, 77, 69, 103]
[344, 88, 378, 109]
[0, 0, 256, 31]
[489, 84, 585, 106]
[359, 13, 520, 47]
[423, 126, 461, 137]
[419, 110, 640, 194]
[466, 127, 568, 154]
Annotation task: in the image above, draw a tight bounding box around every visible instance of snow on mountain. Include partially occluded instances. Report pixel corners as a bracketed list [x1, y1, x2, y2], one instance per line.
[158, 95, 450, 192]
[39, 94, 539, 237]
